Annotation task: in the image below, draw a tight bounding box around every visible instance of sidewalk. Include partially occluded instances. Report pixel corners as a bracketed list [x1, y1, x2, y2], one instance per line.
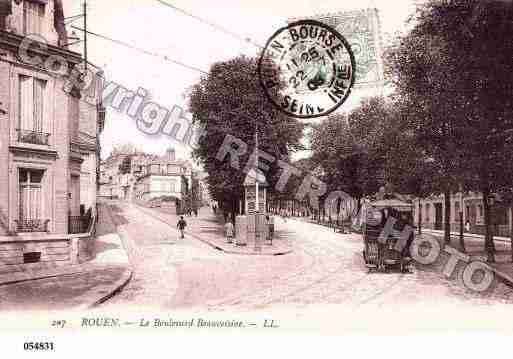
[0, 202, 132, 311]
[422, 229, 513, 287]
[424, 229, 512, 263]
[288, 215, 358, 234]
[137, 205, 294, 256]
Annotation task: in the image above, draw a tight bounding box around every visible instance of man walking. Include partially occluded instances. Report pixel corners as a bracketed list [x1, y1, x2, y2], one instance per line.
[177, 216, 187, 239]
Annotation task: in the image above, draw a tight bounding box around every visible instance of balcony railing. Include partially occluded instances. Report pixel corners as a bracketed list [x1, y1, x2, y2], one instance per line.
[14, 219, 50, 233]
[16, 129, 50, 146]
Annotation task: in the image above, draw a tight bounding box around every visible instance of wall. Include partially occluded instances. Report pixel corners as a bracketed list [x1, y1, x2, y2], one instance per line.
[0, 215, 96, 274]
[8, 0, 60, 45]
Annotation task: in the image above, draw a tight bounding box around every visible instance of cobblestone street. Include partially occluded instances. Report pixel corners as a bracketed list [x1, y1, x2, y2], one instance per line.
[100, 201, 513, 311]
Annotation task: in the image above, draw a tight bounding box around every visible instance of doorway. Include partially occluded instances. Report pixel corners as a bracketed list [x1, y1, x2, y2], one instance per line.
[435, 203, 443, 230]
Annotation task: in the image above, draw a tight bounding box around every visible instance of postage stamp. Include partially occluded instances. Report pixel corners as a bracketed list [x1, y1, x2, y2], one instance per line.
[258, 19, 356, 118]
[299, 9, 385, 88]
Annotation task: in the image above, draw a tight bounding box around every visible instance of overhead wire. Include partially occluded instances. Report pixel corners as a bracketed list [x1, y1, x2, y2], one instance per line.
[154, 0, 264, 49]
[70, 25, 209, 75]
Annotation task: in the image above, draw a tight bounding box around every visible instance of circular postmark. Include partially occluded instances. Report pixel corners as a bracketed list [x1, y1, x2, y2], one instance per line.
[258, 20, 356, 119]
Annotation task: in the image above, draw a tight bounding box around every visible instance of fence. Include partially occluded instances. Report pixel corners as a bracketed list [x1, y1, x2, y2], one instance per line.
[68, 210, 93, 235]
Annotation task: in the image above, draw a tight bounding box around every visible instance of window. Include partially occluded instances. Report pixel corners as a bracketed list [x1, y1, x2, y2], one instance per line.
[168, 180, 176, 192]
[23, 0, 45, 35]
[18, 75, 47, 144]
[425, 203, 430, 222]
[454, 202, 460, 220]
[19, 168, 44, 223]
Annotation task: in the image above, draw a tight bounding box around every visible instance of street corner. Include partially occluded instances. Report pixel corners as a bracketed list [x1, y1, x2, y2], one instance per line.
[192, 231, 294, 256]
[0, 265, 133, 312]
[76, 266, 133, 310]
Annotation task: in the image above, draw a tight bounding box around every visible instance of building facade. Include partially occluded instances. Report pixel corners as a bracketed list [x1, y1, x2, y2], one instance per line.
[134, 148, 193, 206]
[414, 192, 512, 237]
[99, 151, 157, 200]
[0, 0, 104, 270]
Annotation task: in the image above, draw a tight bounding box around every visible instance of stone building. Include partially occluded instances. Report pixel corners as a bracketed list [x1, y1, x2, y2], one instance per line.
[99, 151, 156, 200]
[413, 192, 512, 237]
[133, 148, 194, 212]
[0, 0, 104, 271]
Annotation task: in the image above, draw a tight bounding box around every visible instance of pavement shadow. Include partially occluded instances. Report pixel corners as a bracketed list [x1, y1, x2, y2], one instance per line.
[201, 217, 222, 225]
[93, 238, 120, 255]
[111, 213, 129, 226]
[200, 228, 225, 236]
[274, 232, 294, 241]
[109, 204, 124, 213]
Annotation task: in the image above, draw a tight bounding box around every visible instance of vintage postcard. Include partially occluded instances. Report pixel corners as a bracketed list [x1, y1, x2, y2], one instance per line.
[0, 0, 512, 356]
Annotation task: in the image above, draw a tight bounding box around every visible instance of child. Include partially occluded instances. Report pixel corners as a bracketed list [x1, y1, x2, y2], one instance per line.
[225, 221, 234, 244]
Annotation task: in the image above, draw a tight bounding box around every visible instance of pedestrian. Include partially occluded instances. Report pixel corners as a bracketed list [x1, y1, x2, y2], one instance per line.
[177, 216, 187, 239]
[224, 220, 235, 243]
[266, 215, 274, 244]
[465, 220, 471, 233]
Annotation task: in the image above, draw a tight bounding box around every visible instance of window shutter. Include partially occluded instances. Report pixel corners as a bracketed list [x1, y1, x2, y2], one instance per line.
[19, 75, 32, 131]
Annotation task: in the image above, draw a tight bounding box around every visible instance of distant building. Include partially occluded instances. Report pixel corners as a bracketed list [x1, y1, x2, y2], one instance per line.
[414, 192, 511, 237]
[134, 148, 193, 210]
[99, 151, 156, 200]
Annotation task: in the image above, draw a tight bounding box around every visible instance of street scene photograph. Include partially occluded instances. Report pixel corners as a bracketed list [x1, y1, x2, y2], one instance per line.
[0, 0, 513, 343]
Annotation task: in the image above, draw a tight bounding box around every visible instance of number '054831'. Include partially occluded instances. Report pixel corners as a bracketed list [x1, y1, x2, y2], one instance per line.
[24, 342, 55, 351]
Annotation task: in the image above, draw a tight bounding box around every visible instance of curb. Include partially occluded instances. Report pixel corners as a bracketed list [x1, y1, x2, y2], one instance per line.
[77, 267, 133, 310]
[423, 229, 511, 243]
[494, 268, 513, 289]
[135, 205, 294, 256]
[191, 233, 294, 256]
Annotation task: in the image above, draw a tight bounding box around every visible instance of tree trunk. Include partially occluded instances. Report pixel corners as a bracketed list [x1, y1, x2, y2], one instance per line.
[510, 207, 513, 262]
[231, 199, 237, 225]
[444, 190, 451, 245]
[459, 210, 465, 252]
[482, 188, 495, 262]
[418, 200, 422, 235]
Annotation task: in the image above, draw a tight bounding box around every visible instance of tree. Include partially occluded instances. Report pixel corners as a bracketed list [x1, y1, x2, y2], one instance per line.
[310, 98, 383, 211]
[388, 0, 513, 260]
[189, 55, 304, 220]
[118, 156, 132, 174]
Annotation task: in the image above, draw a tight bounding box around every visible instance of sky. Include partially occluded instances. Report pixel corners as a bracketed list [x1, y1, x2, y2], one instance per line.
[63, 0, 421, 161]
